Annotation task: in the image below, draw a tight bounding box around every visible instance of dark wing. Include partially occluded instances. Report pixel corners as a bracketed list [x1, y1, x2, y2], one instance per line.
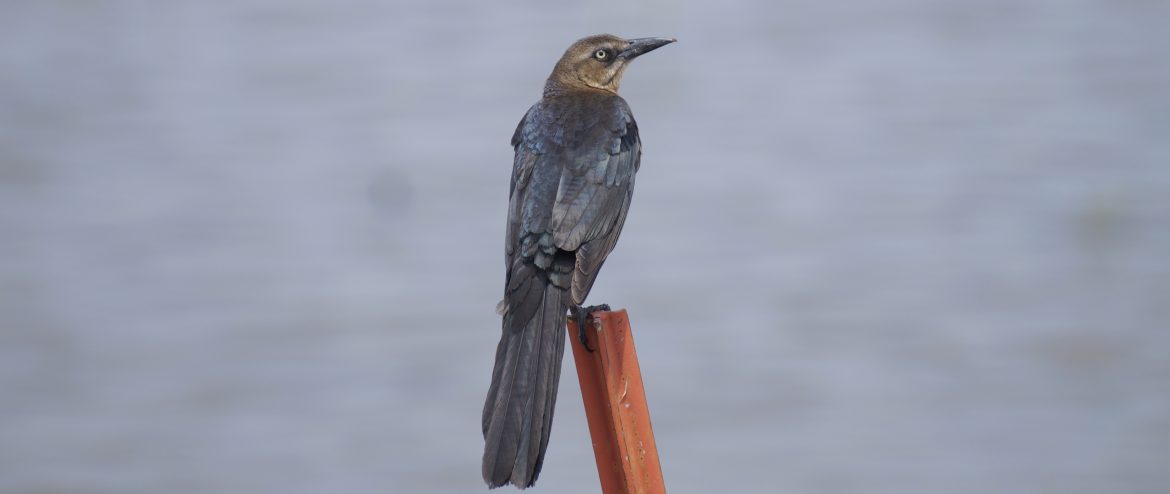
[505, 98, 641, 308]
[549, 100, 641, 305]
[504, 106, 535, 275]
[501, 103, 575, 320]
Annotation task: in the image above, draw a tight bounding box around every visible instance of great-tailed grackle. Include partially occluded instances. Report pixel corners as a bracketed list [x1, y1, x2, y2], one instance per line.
[482, 34, 675, 489]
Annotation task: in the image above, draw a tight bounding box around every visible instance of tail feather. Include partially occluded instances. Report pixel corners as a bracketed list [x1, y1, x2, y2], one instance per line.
[482, 270, 568, 488]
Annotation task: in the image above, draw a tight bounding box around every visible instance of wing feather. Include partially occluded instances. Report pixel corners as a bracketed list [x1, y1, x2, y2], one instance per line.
[506, 96, 642, 307]
[549, 99, 641, 304]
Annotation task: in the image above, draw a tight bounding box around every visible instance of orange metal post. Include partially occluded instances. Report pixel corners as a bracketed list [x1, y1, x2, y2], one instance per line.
[567, 309, 665, 494]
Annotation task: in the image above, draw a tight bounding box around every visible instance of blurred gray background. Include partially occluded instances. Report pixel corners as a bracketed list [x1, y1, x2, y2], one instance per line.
[2, 1, 1168, 493]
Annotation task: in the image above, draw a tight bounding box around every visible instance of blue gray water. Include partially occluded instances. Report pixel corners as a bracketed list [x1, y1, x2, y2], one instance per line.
[2, 1, 1168, 493]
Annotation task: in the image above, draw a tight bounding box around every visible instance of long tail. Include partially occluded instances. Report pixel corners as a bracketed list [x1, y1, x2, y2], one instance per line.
[482, 264, 569, 488]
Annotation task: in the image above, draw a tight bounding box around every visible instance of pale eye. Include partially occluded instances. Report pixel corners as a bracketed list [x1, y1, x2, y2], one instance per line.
[594, 49, 608, 61]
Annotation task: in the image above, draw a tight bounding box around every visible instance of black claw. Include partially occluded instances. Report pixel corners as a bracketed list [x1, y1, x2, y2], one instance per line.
[574, 304, 612, 353]
[574, 306, 595, 352]
[577, 318, 594, 352]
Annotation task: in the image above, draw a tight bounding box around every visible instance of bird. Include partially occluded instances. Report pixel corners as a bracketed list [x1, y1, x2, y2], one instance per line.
[482, 34, 675, 489]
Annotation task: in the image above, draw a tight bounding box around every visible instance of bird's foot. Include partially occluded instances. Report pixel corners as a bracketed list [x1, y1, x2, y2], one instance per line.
[572, 304, 611, 352]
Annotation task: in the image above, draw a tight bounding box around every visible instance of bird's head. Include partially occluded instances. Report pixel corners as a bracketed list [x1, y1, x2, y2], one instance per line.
[546, 34, 676, 94]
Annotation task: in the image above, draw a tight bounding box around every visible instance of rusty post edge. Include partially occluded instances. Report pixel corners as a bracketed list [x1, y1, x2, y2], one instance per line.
[567, 309, 665, 494]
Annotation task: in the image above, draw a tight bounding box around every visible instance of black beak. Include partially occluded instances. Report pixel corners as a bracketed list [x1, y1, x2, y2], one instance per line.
[619, 37, 677, 60]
